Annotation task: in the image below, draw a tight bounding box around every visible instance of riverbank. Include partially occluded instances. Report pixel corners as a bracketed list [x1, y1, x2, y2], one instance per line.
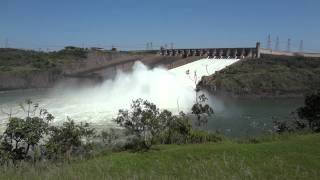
[1, 133, 319, 180]
[198, 55, 320, 98]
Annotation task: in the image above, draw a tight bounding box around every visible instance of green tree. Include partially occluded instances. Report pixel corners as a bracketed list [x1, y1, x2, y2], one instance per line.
[114, 99, 163, 150]
[297, 91, 320, 132]
[162, 111, 192, 144]
[101, 128, 119, 145]
[191, 94, 214, 127]
[0, 100, 53, 164]
[45, 118, 95, 161]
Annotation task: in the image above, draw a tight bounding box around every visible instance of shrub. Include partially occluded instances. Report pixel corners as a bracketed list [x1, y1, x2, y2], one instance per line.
[101, 128, 120, 145]
[45, 118, 95, 161]
[0, 100, 53, 164]
[191, 94, 214, 127]
[297, 90, 320, 132]
[114, 99, 163, 150]
[273, 116, 309, 134]
[159, 111, 192, 144]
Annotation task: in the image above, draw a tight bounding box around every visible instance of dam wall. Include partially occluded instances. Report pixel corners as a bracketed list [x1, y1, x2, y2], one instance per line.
[0, 71, 61, 91]
[159, 43, 261, 59]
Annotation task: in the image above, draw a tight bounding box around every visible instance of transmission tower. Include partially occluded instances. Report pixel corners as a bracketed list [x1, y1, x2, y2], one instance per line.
[5, 38, 9, 48]
[299, 40, 304, 52]
[150, 42, 153, 50]
[267, 34, 271, 49]
[170, 42, 174, 49]
[287, 38, 291, 52]
[275, 36, 279, 51]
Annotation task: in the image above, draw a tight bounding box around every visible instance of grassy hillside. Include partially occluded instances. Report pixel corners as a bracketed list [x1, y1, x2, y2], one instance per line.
[0, 48, 158, 74]
[1, 134, 319, 180]
[0, 48, 88, 74]
[199, 55, 320, 97]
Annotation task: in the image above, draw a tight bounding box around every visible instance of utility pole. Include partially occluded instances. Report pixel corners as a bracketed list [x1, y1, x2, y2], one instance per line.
[299, 40, 304, 52]
[275, 36, 279, 51]
[267, 34, 271, 49]
[287, 38, 291, 52]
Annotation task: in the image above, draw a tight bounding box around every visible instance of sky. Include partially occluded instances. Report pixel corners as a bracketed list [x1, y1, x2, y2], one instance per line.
[0, 0, 320, 52]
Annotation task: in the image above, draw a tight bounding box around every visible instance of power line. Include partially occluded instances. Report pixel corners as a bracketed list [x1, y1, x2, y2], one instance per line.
[1, 38, 172, 50]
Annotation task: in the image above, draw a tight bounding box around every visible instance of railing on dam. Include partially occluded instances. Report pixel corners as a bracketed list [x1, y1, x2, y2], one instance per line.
[159, 42, 261, 59]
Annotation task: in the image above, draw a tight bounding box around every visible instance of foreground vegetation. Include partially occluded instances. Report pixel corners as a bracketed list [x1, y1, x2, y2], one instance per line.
[0, 90, 318, 179]
[199, 55, 320, 97]
[0, 133, 319, 180]
[0, 93, 216, 163]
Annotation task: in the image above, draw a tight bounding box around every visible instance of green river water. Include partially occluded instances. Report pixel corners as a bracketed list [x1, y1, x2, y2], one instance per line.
[0, 89, 303, 137]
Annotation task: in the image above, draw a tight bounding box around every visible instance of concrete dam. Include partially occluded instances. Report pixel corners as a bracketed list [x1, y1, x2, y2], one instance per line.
[68, 41, 320, 82]
[65, 43, 261, 81]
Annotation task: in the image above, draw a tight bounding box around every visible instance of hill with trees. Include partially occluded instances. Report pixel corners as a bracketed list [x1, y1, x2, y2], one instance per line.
[198, 55, 320, 97]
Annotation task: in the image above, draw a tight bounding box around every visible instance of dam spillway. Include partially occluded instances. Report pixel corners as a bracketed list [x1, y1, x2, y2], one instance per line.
[169, 58, 240, 88]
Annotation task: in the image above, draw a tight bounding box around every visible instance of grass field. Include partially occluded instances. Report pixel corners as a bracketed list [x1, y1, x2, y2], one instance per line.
[0, 134, 319, 180]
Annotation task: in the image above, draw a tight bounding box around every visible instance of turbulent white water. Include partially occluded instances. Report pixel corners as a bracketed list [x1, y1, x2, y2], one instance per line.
[0, 58, 239, 129]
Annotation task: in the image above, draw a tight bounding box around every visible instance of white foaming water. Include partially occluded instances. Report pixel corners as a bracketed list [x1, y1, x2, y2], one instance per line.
[0, 58, 239, 128]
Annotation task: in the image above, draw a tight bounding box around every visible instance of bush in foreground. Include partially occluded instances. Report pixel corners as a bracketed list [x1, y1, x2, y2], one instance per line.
[0, 100, 96, 165]
[297, 90, 320, 132]
[0, 100, 53, 165]
[114, 99, 221, 150]
[45, 118, 95, 161]
[114, 99, 163, 150]
[1, 98, 221, 165]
